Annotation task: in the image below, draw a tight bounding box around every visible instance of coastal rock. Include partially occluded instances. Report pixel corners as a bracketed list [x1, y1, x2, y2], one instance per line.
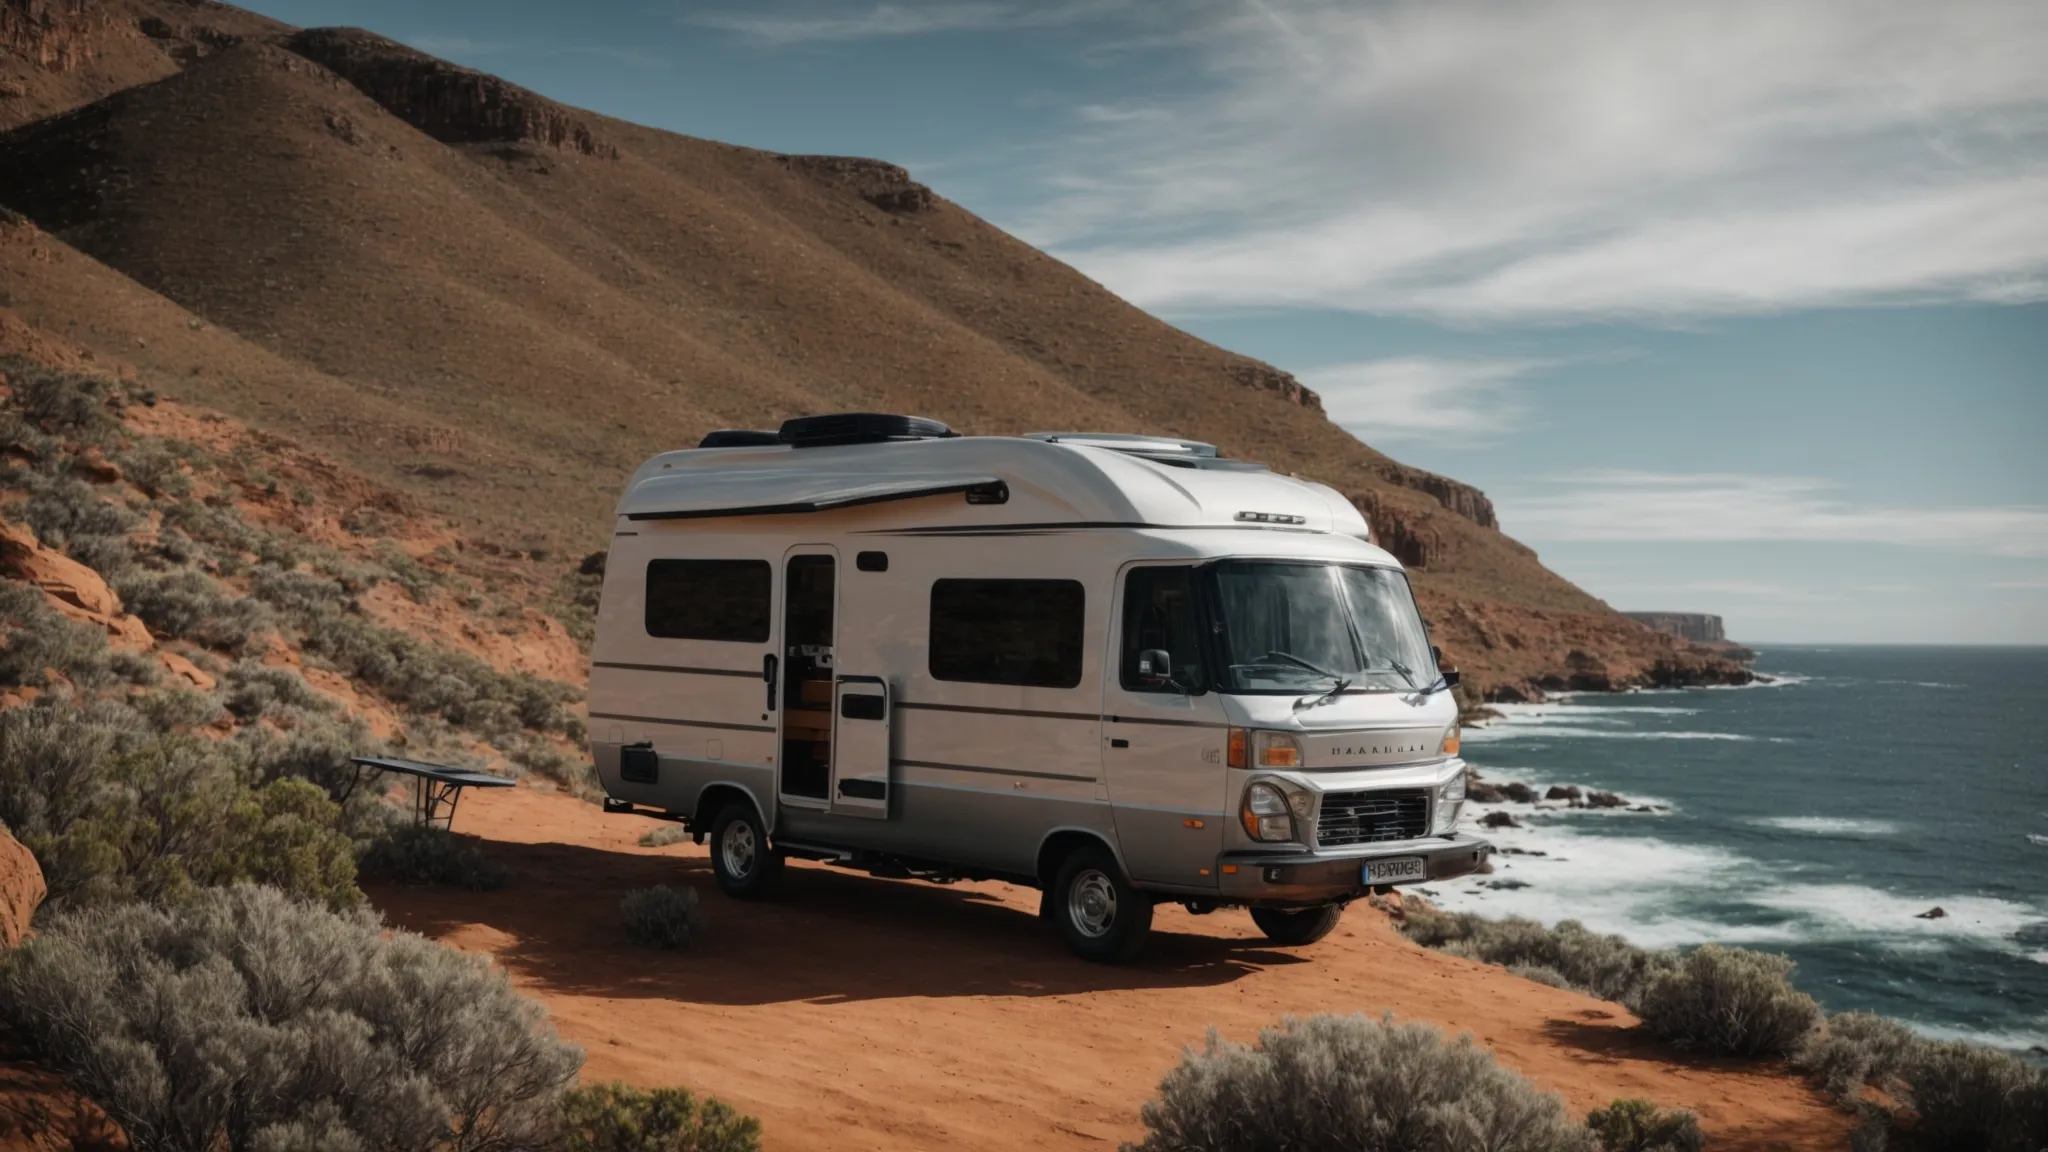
[1479, 811, 1521, 830]
[0, 826, 46, 947]
[1916, 906, 1947, 920]
[1502, 782, 1537, 804]
[1586, 790, 1628, 809]
[1624, 612, 1727, 644]
[1544, 785, 1582, 801]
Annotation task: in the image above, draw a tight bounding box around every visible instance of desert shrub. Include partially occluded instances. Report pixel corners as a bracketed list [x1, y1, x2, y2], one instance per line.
[116, 567, 276, 654]
[1398, 907, 1678, 1007]
[248, 563, 353, 617]
[0, 581, 116, 689]
[559, 1082, 760, 1152]
[360, 824, 512, 892]
[2, 359, 119, 441]
[234, 710, 373, 800]
[639, 825, 692, 849]
[1797, 1012, 1922, 1102]
[1127, 1013, 1595, 1152]
[1635, 944, 1822, 1058]
[132, 688, 226, 732]
[507, 734, 596, 794]
[108, 648, 160, 685]
[114, 442, 191, 499]
[304, 613, 580, 738]
[0, 884, 583, 1152]
[23, 474, 140, 547]
[0, 702, 360, 911]
[1585, 1099, 1704, 1152]
[621, 886, 704, 952]
[223, 659, 335, 719]
[1901, 1040, 2048, 1152]
[65, 530, 137, 582]
[376, 539, 441, 602]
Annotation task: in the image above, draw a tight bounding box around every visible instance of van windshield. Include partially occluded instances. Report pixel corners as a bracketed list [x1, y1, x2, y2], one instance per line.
[1209, 561, 1437, 693]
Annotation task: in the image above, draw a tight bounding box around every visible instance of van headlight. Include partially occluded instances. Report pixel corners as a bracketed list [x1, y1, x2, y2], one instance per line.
[1441, 722, 1460, 757]
[1241, 782, 1295, 842]
[1433, 770, 1466, 834]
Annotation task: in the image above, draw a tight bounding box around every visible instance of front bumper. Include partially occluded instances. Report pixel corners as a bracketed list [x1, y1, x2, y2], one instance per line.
[1216, 834, 1492, 907]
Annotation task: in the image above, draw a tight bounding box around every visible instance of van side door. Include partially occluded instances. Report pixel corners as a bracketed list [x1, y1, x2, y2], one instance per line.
[1101, 564, 1228, 889]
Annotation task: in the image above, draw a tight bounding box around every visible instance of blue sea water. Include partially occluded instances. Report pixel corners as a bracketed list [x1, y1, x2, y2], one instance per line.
[1428, 645, 2047, 1051]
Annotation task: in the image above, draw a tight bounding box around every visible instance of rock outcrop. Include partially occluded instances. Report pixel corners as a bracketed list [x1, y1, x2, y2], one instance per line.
[1, 0, 105, 72]
[0, 825, 45, 946]
[283, 27, 617, 157]
[1624, 612, 1727, 644]
[781, 155, 935, 214]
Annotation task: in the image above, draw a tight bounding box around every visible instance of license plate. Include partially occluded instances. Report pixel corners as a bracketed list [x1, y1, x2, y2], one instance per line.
[1364, 857, 1426, 885]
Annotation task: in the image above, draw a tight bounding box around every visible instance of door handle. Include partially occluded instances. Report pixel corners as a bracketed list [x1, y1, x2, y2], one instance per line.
[1109, 738, 1129, 749]
[762, 653, 778, 712]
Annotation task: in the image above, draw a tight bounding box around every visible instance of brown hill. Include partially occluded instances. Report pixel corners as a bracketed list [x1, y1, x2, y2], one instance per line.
[0, 3, 1747, 701]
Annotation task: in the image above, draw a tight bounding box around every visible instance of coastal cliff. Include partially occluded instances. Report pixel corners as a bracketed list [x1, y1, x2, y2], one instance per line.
[1624, 612, 1727, 644]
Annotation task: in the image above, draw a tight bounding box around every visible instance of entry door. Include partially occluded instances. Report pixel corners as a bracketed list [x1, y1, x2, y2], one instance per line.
[829, 676, 891, 818]
[776, 547, 837, 807]
[1102, 564, 1228, 888]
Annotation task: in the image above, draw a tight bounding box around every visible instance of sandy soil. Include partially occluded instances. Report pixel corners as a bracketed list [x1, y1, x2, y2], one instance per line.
[372, 785, 1850, 1151]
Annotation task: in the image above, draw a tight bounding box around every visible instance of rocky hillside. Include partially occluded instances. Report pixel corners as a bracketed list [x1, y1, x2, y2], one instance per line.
[0, 0, 1749, 702]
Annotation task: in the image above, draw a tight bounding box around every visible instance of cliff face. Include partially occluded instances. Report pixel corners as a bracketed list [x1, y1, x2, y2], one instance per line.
[1624, 612, 1728, 644]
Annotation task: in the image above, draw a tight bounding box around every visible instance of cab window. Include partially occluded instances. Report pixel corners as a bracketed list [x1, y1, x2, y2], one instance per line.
[1120, 566, 1205, 693]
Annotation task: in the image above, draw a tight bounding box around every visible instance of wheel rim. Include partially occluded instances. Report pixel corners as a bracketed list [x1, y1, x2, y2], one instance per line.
[721, 820, 757, 879]
[1068, 868, 1118, 938]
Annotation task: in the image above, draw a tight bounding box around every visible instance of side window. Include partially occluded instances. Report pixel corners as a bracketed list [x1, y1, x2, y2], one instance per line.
[645, 559, 771, 642]
[1120, 566, 1205, 693]
[929, 579, 1085, 688]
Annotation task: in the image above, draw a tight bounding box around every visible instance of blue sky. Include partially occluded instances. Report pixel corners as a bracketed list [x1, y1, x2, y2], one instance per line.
[240, 0, 2048, 644]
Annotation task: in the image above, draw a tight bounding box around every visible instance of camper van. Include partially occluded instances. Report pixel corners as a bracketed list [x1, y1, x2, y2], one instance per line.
[588, 413, 1491, 962]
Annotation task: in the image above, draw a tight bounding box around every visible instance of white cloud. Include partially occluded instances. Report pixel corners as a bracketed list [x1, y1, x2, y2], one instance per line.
[1015, 0, 2048, 321]
[1498, 471, 2048, 557]
[685, 2, 1124, 45]
[1303, 356, 1538, 445]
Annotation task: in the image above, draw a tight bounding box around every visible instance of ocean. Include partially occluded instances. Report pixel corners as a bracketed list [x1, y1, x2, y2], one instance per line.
[1428, 645, 2047, 1052]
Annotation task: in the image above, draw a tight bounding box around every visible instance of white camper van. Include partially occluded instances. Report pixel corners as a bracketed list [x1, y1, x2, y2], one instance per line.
[589, 413, 1491, 962]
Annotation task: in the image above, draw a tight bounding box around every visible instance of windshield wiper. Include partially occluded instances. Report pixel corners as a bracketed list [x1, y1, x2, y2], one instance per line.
[1255, 651, 1353, 710]
[1385, 659, 1456, 695]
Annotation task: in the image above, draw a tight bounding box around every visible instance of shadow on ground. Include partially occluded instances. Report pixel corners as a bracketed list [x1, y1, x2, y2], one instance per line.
[367, 836, 1312, 1007]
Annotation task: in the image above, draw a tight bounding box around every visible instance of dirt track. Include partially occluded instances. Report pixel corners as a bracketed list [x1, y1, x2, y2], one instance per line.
[372, 786, 1850, 1151]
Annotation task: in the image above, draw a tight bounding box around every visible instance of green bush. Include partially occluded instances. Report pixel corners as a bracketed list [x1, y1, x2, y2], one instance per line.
[1635, 944, 1822, 1058]
[115, 567, 276, 655]
[1585, 1099, 1704, 1152]
[1126, 1013, 1595, 1152]
[2, 358, 120, 441]
[1397, 906, 1679, 1008]
[1796, 1012, 1921, 1102]
[0, 581, 116, 689]
[23, 475, 140, 548]
[0, 702, 360, 911]
[1902, 1040, 2048, 1152]
[0, 884, 583, 1152]
[559, 1082, 760, 1152]
[360, 823, 512, 892]
[621, 885, 704, 952]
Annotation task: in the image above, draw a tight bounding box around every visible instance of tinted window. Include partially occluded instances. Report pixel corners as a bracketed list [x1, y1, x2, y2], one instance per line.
[1120, 566, 1206, 693]
[645, 559, 771, 642]
[929, 579, 1085, 688]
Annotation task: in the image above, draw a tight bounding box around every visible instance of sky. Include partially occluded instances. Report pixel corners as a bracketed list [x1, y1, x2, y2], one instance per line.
[240, 0, 2048, 644]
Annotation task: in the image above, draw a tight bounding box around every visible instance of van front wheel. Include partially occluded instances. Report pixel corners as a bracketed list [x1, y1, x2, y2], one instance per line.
[1250, 904, 1344, 946]
[1052, 846, 1152, 963]
[709, 803, 782, 899]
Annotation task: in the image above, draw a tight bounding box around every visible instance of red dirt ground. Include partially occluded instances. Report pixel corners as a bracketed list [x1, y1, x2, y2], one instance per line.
[371, 785, 1852, 1152]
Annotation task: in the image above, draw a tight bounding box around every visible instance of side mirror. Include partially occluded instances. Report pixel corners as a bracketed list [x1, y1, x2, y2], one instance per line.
[1442, 669, 1461, 689]
[1137, 648, 1175, 687]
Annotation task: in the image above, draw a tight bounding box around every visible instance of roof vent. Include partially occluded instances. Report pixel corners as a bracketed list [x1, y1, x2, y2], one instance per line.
[1026, 432, 1267, 472]
[697, 429, 782, 448]
[779, 412, 956, 448]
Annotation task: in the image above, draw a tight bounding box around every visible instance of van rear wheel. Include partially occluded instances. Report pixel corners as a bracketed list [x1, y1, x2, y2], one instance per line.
[709, 802, 782, 899]
[1052, 846, 1152, 963]
[1250, 903, 1344, 946]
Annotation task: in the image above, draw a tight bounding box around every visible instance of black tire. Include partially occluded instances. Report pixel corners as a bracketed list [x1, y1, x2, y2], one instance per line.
[1250, 904, 1344, 946]
[709, 802, 782, 899]
[1051, 845, 1152, 963]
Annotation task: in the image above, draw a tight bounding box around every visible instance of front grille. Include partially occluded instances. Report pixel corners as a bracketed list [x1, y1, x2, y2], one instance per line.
[1317, 788, 1430, 847]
